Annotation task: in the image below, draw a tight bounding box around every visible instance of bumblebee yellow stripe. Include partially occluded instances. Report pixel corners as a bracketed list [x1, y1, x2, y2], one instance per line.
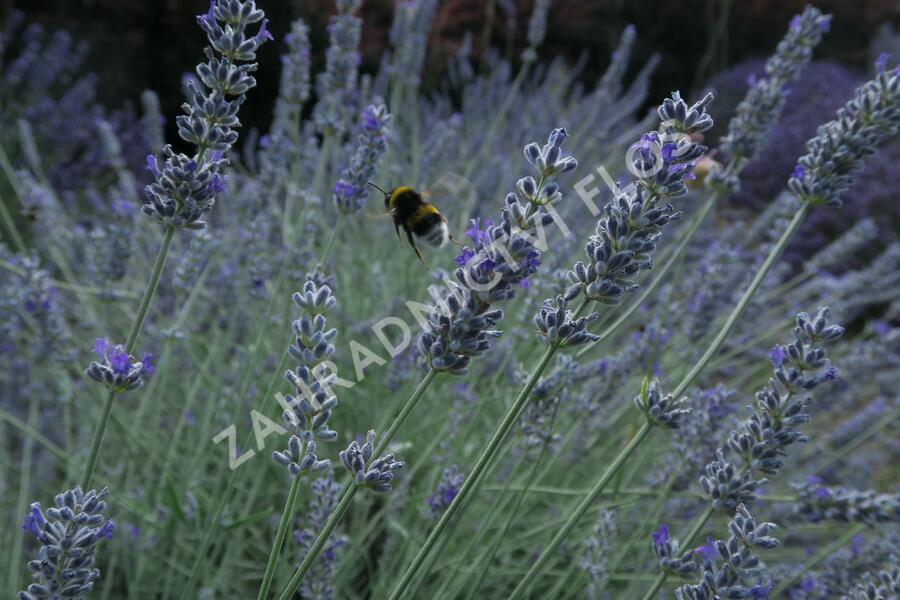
[389, 186, 415, 208]
[408, 203, 439, 227]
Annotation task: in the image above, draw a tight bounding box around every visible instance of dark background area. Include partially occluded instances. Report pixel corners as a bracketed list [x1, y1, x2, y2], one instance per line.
[5, 0, 899, 142]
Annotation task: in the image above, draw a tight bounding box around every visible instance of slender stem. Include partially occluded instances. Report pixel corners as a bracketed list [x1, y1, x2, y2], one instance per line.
[464, 406, 559, 600]
[387, 323, 581, 600]
[671, 203, 809, 398]
[0, 146, 27, 252]
[439, 453, 528, 600]
[257, 475, 303, 600]
[771, 523, 866, 596]
[0, 405, 68, 462]
[319, 213, 345, 269]
[275, 370, 439, 598]
[126, 227, 175, 353]
[509, 422, 652, 600]
[0, 190, 26, 252]
[8, 394, 39, 596]
[80, 226, 175, 489]
[276, 484, 358, 600]
[375, 370, 438, 454]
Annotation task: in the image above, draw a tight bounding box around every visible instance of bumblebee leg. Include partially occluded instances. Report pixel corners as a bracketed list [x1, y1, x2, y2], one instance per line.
[394, 222, 401, 240]
[442, 216, 463, 245]
[406, 229, 428, 266]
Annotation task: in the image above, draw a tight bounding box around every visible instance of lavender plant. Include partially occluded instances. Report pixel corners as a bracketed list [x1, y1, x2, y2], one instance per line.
[4, 3, 900, 599]
[644, 307, 844, 597]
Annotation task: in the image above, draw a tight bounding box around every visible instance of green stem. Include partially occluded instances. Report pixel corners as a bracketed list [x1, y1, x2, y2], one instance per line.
[80, 226, 175, 489]
[464, 405, 559, 600]
[387, 321, 582, 600]
[438, 453, 528, 600]
[257, 475, 303, 600]
[771, 523, 866, 596]
[319, 213, 345, 268]
[0, 405, 67, 462]
[0, 146, 27, 252]
[276, 484, 358, 600]
[374, 369, 437, 456]
[275, 370, 438, 599]
[180, 347, 293, 598]
[671, 203, 809, 398]
[8, 394, 39, 596]
[509, 422, 652, 600]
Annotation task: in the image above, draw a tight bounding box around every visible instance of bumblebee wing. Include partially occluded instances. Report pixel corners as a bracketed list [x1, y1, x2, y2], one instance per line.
[419, 188, 446, 201]
[363, 210, 393, 219]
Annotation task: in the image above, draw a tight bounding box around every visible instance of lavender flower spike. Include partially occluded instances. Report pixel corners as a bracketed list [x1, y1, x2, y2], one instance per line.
[533, 295, 601, 347]
[420, 128, 578, 375]
[340, 430, 405, 494]
[565, 92, 714, 304]
[85, 337, 155, 392]
[18, 487, 113, 600]
[700, 307, 844, 512]
[314, 0, 362, 136]
[142, 0, 270, 229]
[789, 58, 900, 207]
[721, 6, 831, 162]
[634, 378, 690, 429]
[333, 104, 392, 214]
[675, 505, 779, 600]
[273, 278, 340, 475]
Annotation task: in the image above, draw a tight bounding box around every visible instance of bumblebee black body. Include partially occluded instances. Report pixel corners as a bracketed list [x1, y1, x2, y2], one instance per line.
[376, 185, 451, 264]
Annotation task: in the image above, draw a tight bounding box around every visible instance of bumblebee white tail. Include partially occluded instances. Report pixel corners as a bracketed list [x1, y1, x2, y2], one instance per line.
[420, 221, 449, 247]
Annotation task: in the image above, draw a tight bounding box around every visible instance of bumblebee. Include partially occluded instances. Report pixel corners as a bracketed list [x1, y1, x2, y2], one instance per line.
[369, 183, 455, 264]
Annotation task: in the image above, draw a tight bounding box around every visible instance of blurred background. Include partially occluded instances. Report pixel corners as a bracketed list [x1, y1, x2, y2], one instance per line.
[5, 0, 899, 275]
[7, 0, 900, 139]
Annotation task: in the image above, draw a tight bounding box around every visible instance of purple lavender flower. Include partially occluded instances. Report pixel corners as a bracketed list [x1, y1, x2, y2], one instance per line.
[696, 536, 716, 563]
[651, 523, 697, 578]
[427, 465, 464, 519]
[340, 430, 405, 494]
[273, 278, 339, 476]
[769, 344, 785, 367]
[85, 338, 155, 391]
[651, 524, 670, 546]
[675, 506, 779, 599]
[142, 0, 270, 229]
[419, 128, 578, 375]
[21, 504, 45, 538]
[18, 487, 113, 599]
[719, 6, 831, 163]
[566, 92, 713, 305]
[700, 308, 844, 511]
[333, 105, 391, 214]
[789, 60, 900, 207]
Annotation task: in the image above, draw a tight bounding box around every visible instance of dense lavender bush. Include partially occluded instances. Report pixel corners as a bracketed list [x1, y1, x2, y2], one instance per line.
[1, 3, 897, 599]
